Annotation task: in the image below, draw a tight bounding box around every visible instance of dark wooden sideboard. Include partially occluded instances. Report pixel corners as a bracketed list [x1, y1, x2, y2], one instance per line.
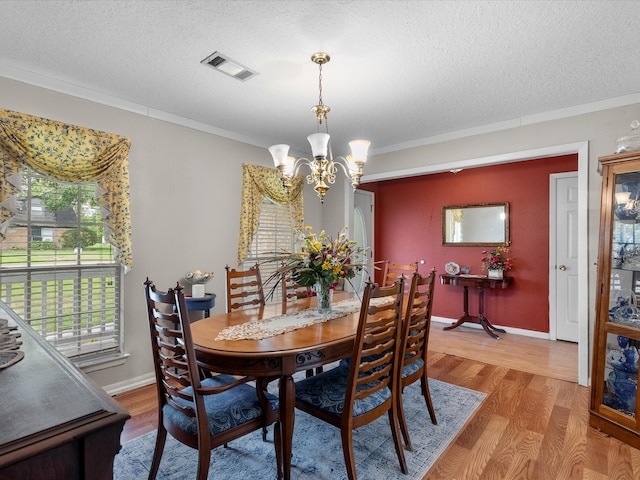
[0, 301, 130, 480]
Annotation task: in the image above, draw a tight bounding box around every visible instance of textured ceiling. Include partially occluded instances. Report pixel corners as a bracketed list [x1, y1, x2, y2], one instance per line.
[1, 1, 639, 158]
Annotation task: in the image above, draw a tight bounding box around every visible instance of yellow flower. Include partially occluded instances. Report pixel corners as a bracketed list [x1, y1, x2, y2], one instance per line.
[322, 261, 332, 270]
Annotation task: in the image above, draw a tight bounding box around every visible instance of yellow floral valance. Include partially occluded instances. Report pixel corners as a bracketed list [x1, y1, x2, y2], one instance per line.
[238, 164, 304, 264]
[0, 108, 133, 268]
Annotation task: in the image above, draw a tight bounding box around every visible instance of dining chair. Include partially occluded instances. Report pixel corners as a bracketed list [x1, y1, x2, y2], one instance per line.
[294, 279, 408, 480]
[143, 279, 282, 480]
[225, 264, 266, 312]
[397, 269, 437, 451]
[280, 270, 313, 314]
[382, 260, 419, 287]
[280, 270, 322, 378]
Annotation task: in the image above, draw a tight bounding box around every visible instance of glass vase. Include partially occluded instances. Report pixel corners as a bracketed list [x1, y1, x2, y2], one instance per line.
[315, 282, 333, 314]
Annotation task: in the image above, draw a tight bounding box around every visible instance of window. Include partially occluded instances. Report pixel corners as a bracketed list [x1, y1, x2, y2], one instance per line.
[31, 226, 54, 242]
[0, 167, 122, 364]
[242, 197, 296, 302]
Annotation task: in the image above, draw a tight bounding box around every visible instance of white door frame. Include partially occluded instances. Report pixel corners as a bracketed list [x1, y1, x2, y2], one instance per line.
[344, 179, 375, 289]
[361, 141, 589, 386]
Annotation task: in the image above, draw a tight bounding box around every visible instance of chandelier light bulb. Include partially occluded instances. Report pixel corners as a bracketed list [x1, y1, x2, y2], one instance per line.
[268, 144, 290, 168]
[307, 133, 330, 158]
[348, 140, 371, 164]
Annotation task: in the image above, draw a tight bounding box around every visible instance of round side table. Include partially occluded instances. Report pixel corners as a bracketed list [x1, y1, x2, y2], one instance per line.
[184, 293, 216, 321]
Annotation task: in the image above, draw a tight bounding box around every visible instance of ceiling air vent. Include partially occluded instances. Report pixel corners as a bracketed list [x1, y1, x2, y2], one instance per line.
[200, 51, 258, 82]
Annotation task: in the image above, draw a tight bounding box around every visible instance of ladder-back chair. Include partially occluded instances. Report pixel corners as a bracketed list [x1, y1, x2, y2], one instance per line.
[144, 279, 281, 480]
[397, 269, 438, 451]
[294, 279, 408, 479]
[281, 271, 321, 377]
[281, 270, 313, 314]
[382, 260, 418, 287]
[225, 264, 266, 312]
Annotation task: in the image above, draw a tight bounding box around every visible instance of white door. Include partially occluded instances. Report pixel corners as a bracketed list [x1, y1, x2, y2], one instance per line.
[551, 173, 579, 342]
[353, 190, 374, 294]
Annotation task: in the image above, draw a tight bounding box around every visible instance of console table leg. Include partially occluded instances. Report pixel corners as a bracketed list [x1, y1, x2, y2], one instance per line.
[478, 315, 502, 339]
[463, 286, 470, 316]
[440, 273, 512, 339]
[443, 286, 471, 331]
[477, 286, 506, 339]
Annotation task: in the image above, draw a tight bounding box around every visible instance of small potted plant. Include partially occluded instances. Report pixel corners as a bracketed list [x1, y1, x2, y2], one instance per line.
[481, 246, 513, 279]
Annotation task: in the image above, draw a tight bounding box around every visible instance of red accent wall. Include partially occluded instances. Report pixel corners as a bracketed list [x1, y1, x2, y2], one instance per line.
[359, 154, 577, 333]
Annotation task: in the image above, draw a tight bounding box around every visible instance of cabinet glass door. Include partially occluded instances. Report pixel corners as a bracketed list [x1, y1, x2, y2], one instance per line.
[602, 333, 638, 417]
[605, 170, 640, 418]
[610, 171, 640, 328]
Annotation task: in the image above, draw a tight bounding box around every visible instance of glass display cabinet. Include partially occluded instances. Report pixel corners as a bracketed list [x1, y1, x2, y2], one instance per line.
[590, 151, 640, 449]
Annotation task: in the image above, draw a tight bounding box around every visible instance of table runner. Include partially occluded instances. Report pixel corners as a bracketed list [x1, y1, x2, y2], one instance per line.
[215, 296, 394, 341]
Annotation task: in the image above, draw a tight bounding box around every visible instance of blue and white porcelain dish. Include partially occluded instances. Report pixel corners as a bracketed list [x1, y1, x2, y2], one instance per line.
[444, 262, 460, 275]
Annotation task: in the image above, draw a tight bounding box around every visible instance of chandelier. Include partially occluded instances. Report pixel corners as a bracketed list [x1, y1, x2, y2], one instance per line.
[268, 52, 370, 202]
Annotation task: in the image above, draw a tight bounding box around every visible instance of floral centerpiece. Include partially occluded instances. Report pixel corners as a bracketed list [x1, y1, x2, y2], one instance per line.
[481, 246, 513, 279]
[268, 226, 368, 313]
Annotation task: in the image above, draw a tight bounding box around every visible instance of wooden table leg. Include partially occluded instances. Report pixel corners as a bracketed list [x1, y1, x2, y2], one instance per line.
[477, 286, 506, 339]
[279, 373, 295, 480]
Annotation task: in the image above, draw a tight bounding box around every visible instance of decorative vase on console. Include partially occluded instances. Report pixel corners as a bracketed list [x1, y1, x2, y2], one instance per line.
[481, 246, 513, 280]
[487, 269, 503, 280]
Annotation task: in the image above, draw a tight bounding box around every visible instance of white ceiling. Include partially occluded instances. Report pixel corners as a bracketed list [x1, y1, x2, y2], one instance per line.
[1, 1, 640, 159]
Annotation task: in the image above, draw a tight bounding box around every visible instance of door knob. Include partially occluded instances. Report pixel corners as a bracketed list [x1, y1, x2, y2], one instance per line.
[559, 265, 567, 271]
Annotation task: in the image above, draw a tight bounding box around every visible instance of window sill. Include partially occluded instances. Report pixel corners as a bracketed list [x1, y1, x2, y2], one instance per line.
[76, 352, 130, 373]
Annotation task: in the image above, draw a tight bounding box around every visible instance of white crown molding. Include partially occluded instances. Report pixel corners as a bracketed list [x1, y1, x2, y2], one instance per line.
[371, 93, 640, 156]
[1, 61, 638, 156]
[0, 62, 266, 148]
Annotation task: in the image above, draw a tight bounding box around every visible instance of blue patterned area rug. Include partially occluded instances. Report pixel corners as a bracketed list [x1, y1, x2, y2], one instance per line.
[114, 379, 485, 480]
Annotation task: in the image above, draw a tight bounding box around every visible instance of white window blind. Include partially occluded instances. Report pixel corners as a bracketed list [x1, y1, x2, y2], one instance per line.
[242, 197, 296, 302]
[0, 167, 122, 363]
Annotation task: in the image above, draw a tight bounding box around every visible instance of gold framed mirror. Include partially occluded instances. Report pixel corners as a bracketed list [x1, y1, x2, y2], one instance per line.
[442, 202, 509, 246]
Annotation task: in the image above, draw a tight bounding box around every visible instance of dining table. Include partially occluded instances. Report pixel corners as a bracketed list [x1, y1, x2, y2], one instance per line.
[189, 291, 361, 480]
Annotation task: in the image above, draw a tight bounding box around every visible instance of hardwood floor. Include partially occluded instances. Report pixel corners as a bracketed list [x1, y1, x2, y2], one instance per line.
[114, 327, 640, 479]
[429, 321, 579, 383]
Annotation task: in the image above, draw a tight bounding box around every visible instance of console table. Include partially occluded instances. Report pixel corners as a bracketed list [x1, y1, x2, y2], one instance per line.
[439, 273, 513, 339]
[0, 301, 130, 480]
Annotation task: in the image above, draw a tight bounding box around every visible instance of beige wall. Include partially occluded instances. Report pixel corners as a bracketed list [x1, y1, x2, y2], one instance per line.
[3, 73, 640, 390]
[0, 76, 324, 390]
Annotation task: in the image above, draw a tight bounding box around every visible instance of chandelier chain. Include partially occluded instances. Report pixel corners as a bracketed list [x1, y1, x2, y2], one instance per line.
[317, 63, 324, 113]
